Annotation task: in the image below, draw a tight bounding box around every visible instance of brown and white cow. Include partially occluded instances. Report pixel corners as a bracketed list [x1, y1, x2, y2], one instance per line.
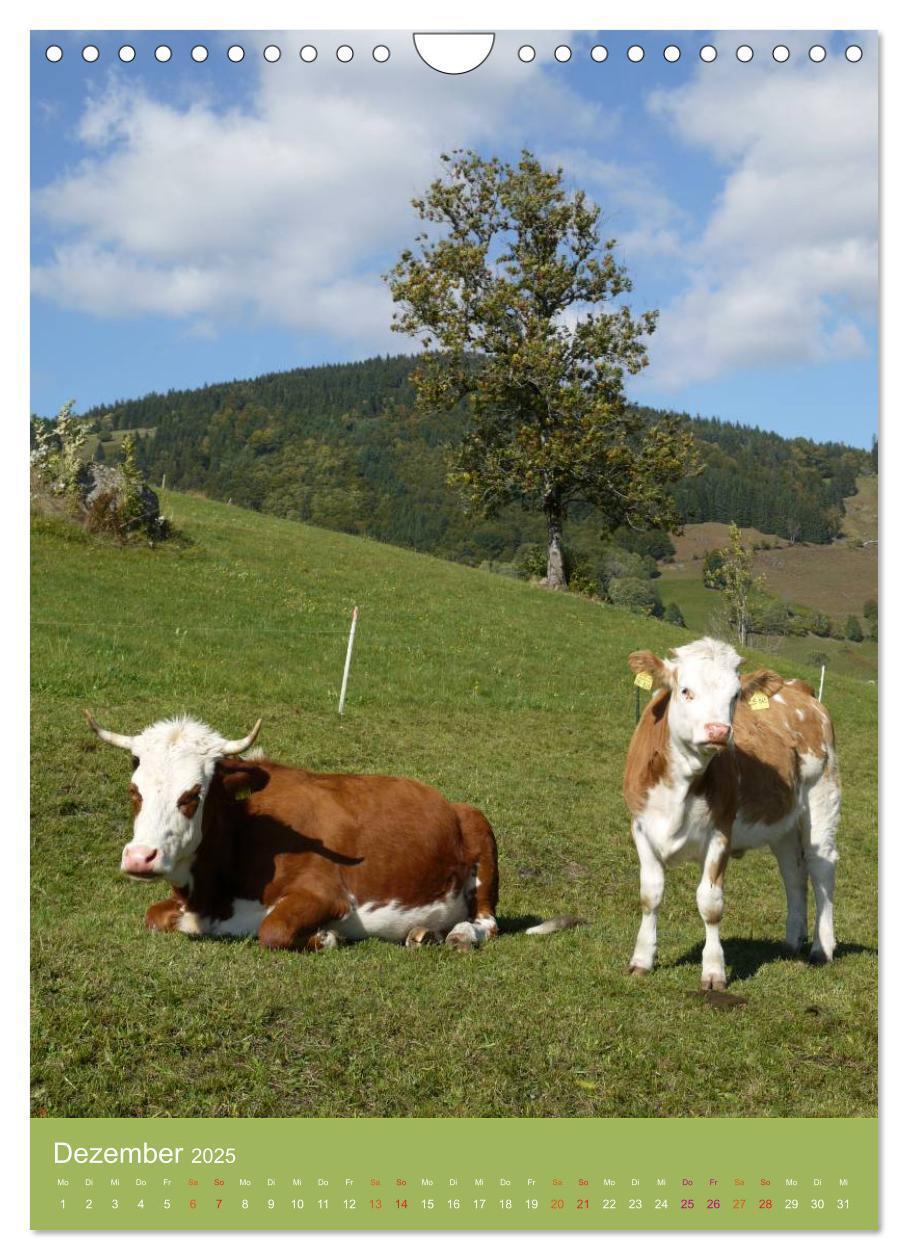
[623, 638, 840, 990]
[86, 712, 577, 950]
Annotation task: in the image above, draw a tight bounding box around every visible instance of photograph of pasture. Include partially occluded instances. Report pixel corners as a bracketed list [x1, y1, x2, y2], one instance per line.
[31, 30, 877, 1119]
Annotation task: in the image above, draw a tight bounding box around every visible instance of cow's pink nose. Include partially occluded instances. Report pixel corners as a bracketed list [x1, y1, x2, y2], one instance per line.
[122, 845, 159, 875]
[704, 723, 731, 745]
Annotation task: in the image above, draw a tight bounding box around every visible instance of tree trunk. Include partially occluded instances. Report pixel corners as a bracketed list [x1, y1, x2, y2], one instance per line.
[544, 503, 568, 589]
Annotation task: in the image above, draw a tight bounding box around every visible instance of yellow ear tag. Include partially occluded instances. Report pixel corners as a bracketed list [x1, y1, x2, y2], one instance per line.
[747, 691, 770, 711]
[634, 671, 654, 691]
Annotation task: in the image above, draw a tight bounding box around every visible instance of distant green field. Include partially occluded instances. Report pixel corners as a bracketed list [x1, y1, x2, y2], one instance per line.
[31, 492, 877, 1119]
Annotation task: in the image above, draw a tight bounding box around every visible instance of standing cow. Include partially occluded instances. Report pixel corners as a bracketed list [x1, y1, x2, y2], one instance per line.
[86, 712, 578, 951]
[623, 637, 840, 990]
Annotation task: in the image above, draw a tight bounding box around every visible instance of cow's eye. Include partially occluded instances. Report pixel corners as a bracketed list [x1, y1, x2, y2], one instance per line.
[131, 755, 140, 770]
[681, 687, 694, 701]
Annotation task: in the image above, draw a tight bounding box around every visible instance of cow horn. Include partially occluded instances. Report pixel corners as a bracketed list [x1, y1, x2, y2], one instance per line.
[84, 710, 136, 751]
[219, 718, 263, 756]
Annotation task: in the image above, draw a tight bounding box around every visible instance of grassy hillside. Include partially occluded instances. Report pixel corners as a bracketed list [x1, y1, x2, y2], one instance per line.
[31, 492, 877, 1119]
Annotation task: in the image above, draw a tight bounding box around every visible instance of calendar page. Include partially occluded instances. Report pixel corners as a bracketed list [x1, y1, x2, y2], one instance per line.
[29, 27, 879, 1232]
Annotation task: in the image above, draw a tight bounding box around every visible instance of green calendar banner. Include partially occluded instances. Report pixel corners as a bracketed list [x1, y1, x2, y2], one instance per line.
[31, 1118, 877, 1230]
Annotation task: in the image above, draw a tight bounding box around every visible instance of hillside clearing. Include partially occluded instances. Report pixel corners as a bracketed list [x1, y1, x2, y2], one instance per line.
[656, 478, 878, 678]
[31, 493, 877, 1119]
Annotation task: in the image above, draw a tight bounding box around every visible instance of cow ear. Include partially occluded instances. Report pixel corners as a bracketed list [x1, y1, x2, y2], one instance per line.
[741, 669, 785, 700]
[216, 758, 270, 799]
[628, 650, 673, 690]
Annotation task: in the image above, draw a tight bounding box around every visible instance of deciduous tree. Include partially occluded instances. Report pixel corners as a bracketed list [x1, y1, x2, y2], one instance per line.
[386, 150, 698, 589]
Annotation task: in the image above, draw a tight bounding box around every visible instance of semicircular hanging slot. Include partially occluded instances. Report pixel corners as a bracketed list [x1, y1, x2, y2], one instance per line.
[413, 32, 495, 75]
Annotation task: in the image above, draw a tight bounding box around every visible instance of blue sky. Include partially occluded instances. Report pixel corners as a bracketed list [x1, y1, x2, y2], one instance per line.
[31, 29, 878, 446]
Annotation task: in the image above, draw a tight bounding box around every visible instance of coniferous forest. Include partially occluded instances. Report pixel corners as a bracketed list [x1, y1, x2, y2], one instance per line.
[64, 354, 871, 566]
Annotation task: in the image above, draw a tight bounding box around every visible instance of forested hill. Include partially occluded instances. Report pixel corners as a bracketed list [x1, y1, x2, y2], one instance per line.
[75, 353, 872, 564]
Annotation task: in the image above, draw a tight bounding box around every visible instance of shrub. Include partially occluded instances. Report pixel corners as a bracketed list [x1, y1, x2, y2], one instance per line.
[664, 602, 685, 627]
[608, 577, 664, 618]
[750, 596, 790, 636]
[808, 610, 833, 638]
[845, 615, 864, 643]
[594, 546, 653, 599]
[863, 598, 878, 642]
[564, 548, 598, 597]
[702, 549, 725, 589]
[513, 542, 548, 581]
[31, 399, 90, 498]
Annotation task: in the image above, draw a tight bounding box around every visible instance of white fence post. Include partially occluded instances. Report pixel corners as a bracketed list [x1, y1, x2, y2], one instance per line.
[818, 662, 827, 704]
[338, 606, 359, 716]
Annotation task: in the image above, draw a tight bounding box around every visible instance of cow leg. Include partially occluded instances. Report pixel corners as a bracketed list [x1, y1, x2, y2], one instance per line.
[446, 805, 500, 950]
[258, 891, 348, 952]
[627, 823, 664, 975]
[145, 897, 185, 933]
[770, 830, 809, 953]
[802, 772, 840, 963]
[697, 833, 730, 990]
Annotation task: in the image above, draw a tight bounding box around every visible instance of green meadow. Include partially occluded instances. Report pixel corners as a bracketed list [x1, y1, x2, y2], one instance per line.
[31, 492, 877, 1119]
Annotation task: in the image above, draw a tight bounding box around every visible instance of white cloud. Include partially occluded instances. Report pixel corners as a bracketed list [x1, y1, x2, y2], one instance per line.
[640, 34, 878, 390]
[548, 151, 687, 261]
[33, 32, 878, 394]
[32, 32, 613, 353]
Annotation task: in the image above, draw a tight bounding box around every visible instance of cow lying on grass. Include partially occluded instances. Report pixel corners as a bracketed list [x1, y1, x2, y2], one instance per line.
[86, 712, 578, 951]
[624, 638, 840, 990]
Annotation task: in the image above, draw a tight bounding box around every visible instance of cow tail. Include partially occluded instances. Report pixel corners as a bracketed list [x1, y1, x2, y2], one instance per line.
[525, 915, 585, 936]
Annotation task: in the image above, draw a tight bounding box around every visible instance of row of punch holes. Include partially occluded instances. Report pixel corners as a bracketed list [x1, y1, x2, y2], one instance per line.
[45, 42, 864, 66]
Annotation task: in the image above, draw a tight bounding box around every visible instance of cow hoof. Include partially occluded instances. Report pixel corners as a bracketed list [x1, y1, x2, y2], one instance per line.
[700, 976, 727, 992]
[808, 948, 833, 966]
[405, 927, 441, 949]
[445, 923, 477, 952]
[783, 938, 808, 956]
[311, 929, 340, 952]
[626, 964, 651, 977]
